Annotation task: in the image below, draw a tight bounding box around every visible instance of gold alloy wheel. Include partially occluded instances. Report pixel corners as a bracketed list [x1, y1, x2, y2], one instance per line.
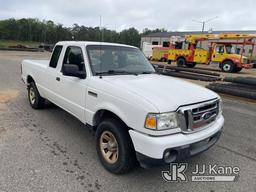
[100, 131, 119, 164]
[29, 87, 36, 105]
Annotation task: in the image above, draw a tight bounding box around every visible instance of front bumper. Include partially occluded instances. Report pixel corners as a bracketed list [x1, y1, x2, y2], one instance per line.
[136, 131, 221, 167]
[129, 115, 224, 166]
[241, 63, 254, 69]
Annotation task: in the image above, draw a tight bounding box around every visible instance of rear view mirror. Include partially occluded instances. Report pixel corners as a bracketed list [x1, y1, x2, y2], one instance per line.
[62, 64, 86, 79]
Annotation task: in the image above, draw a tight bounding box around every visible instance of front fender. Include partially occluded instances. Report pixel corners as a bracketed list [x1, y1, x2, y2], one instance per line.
[92, 102, 129, 127]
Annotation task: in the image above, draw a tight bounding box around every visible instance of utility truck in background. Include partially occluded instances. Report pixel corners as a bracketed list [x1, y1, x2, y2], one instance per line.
[167, 33, 256, 72]
[149, 36, 185, 62]
[142, 42, 162, 59]
[21, 41, 224, 174]
[151, 47, 170, 62]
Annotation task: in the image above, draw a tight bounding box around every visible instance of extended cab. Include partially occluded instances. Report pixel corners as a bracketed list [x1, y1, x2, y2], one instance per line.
[21, 41, 224, 174]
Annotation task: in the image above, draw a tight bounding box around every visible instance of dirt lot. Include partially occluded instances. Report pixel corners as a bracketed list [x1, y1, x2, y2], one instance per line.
[0, 51, 256, 192]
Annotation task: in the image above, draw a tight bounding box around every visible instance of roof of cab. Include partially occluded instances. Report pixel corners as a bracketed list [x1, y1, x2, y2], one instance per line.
[56, 41, 137, 49]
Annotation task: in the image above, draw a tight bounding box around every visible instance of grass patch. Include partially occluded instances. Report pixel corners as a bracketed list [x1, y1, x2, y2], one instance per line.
[0, 40, 41, 48]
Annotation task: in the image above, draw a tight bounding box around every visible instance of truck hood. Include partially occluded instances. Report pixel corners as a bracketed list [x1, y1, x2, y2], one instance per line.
[102, 74, 218, 112]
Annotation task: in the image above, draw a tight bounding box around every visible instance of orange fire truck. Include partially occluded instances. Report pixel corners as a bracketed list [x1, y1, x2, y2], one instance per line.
[167, 33, 256, 72]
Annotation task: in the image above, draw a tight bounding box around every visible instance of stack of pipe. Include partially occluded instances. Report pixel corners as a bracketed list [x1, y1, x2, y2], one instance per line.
[153, 64, 221, 82]
[207, 77, 256, 100]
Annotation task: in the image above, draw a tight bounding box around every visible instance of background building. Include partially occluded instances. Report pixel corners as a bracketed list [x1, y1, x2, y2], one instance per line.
[141, 30, 256, 56]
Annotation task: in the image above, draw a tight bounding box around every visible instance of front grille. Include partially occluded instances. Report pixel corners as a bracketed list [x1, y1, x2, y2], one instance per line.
[178, 99, 219, 133]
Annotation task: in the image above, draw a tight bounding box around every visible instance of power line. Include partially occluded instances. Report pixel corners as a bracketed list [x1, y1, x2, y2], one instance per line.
[192, 16, 218, 33]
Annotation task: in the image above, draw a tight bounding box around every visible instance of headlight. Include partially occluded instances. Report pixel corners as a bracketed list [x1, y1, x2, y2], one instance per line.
[145, 112, 178, 130]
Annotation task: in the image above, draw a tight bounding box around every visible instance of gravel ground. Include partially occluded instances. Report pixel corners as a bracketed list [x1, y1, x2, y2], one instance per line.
[0, 51, 256, 192]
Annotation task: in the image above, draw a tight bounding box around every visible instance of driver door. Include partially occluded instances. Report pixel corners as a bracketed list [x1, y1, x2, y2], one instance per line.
[55, 46, 87, 122]
[212, 45, 226, 62]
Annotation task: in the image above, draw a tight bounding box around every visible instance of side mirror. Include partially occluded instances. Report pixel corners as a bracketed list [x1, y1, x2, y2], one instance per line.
[62, 64, 86, 79]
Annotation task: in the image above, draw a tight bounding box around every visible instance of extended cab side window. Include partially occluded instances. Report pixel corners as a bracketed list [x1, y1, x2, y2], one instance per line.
[49, 45, 63, 68]
[63, 46, 85, 71]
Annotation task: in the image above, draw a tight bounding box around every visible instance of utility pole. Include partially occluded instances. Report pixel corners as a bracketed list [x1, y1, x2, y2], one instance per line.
[99, 15, 103, 42]
[192, 16, 218, 47]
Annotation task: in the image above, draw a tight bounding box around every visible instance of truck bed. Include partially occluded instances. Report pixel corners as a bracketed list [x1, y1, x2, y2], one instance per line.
[21, 59, 50, 85]
[23, 59, 49, 68]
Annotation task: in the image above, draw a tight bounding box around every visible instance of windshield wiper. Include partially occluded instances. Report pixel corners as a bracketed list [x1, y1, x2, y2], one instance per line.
[139, 71, 156, 74]
[95, 70, 138, 76]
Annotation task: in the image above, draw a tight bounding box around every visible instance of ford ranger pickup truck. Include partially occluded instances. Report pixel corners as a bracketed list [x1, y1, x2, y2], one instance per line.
[21, 41, 224, 174]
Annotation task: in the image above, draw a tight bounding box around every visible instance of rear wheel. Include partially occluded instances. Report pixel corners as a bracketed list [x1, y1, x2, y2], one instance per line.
[176, 57, 186, 67]
[28, 82, 45, 109]
[221, 61, 235, 72]
[96, 118, 137, 174]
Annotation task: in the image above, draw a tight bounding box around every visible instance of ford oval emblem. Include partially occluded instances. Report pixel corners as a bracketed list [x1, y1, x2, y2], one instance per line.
[202, 112, 212, 120]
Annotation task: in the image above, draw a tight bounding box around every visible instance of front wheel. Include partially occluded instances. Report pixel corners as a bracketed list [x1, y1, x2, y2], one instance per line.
[28, 82, 45, 109]
[96, 119, 137, 174]
[176, 57, 186, 67]
[221, 61, 235, 72]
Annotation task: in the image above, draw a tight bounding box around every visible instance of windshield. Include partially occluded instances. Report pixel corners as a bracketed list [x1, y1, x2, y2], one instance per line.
[225, 45, 236, 54]
[87, 45, 155, 75]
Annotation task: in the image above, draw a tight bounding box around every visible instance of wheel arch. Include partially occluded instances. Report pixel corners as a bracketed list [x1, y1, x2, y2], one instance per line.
[92, 109, 130, 131]
[219, 59, 235, 68]
[221, 59, 234, 65]
[176, 56, 186, 62]
[27, 75, 35, 84]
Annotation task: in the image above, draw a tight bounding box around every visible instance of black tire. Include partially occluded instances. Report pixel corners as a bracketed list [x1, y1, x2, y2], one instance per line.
[185, 62, 196, 68]
[28, 82, 45, 109]
[221, 61, 235, 72]
[167, 60, 172, 64]
[95, 118, 137, 174]
[177, 57, 186, 67]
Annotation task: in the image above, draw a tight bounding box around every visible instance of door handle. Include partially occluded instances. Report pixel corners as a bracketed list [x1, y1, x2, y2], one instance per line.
[56, 77, 60, 81]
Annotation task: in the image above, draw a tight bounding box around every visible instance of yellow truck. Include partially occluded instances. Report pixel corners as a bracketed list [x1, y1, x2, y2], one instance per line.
[168, 33, 256, 72]
[151, 47, 172, 62]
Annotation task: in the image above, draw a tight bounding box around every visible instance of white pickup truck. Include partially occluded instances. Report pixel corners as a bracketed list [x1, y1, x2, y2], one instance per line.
[21, 41, 224, 174]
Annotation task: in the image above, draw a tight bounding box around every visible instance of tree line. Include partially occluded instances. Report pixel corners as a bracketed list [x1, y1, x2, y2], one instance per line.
[0, 18, 167, 47]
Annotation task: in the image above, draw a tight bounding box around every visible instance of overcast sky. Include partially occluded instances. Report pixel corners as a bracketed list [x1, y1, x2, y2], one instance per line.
[0, 0, 255, 32]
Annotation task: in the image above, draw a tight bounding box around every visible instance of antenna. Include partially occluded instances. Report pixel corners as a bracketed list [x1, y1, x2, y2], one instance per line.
[99, 15, 103, 74]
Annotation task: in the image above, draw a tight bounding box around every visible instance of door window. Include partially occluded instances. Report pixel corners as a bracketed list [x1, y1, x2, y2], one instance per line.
[49, 45, 63, 68]
[215, 46, 224, 54]
[63, 46, 85, 71]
